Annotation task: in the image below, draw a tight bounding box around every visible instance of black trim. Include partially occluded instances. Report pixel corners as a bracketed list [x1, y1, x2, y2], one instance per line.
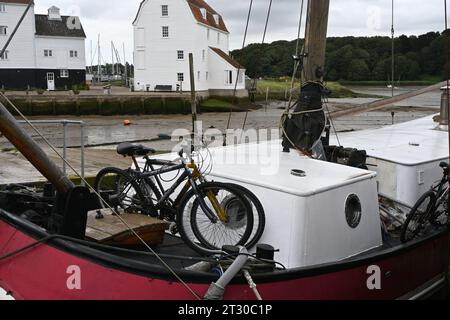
[0, 69, 86, 90]
[0, 209, 448, 285]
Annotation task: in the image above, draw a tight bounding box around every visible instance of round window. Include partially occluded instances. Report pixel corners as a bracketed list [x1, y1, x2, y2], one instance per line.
[345, 194, 362, 229]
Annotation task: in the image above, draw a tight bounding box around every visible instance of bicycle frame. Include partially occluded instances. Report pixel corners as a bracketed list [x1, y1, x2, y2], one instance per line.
[128, 155, 226, 223]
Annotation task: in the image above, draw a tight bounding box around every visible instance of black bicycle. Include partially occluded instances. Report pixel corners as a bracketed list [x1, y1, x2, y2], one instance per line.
[94, 143, 265, 255]
[401, 162, 450, 243]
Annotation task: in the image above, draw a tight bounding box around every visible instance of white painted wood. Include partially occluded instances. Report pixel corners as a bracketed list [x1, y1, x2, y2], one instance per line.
[330, 115, 450, 207]
[142, 141, 382, 269]
[133, 0, 245, 92]
[0, 3, 36, 69]
[0, 3, 86, 74]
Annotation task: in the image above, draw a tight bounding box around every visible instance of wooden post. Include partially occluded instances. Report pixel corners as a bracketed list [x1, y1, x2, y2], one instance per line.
[302, 0, 330, 82]
[189, 53, 197, 150]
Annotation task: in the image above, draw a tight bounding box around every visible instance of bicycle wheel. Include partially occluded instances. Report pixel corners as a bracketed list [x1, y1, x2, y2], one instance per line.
[430, 185, 449, 226]
[177, 182, 254, 255]
[190, 183, 266, 250]
[94, 167, 154, 215]
[401, 191, 436, 243]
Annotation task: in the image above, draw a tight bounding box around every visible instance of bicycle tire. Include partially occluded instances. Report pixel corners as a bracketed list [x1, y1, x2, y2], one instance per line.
[429, 183, 449, 226]
[190, 183, 266, 250]
[400, 190, 436, 243]
[94, 167, 155, 216]
[176, 182, 254, 256]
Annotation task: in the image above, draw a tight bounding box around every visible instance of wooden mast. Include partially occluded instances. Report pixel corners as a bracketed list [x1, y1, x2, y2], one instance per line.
[302, 0, 330, 83]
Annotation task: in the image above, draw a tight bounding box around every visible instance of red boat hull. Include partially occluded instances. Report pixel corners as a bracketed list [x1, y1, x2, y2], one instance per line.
[0, 218, 448, 300]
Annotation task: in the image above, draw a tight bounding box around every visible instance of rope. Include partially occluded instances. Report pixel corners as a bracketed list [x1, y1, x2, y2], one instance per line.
[286, 0, 306, 112]
[225, 0, 254, 135]
[241, 0, 275, 133]
[0, 92, 202, 300]
[444, 0, 450, 228]
[0, 235, 55, 262]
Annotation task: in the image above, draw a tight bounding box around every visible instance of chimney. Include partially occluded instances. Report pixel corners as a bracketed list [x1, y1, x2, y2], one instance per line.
[48, 6, 62, 21]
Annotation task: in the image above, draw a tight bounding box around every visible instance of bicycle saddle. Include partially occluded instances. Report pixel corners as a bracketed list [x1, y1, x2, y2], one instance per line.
[116, 143, 156, 157]
[440, 162, 449, 169]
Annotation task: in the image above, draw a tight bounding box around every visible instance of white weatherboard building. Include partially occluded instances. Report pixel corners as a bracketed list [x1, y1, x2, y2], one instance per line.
[133, 0, 247, 96]
[0, 0, 86, 90]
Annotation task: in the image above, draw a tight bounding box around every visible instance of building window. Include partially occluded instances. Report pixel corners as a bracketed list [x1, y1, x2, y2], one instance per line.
[206, 71, 209, 80]
[162, 26, 169, 38]
[200, 8, 207, 20]
[44, 49, 53, 57]
[177, 50, 184, 60]
[202, 49, 205, 61]
[70, 50, 78, 58]
[177, 73, 184, 82]
[217, 33, 220, 44]
[197, 71, 201, 81]
[0, 26, 7, 35]
[213, 14, 220, 25]
[0, 50, 8, 60]
[225, 70, 233, 84]
[60, 69, 69, 78]
[161, 5, 168, 17]
[0, 4, 5, 12]
[207, 29, 210, 40]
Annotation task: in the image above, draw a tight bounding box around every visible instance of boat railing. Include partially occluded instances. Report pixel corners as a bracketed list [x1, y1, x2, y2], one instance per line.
[17, 119, 86, 184]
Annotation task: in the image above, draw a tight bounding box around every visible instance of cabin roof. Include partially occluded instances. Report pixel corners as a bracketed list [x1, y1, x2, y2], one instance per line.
[35, 14, 86, 38]
[152, 143, 375, 198]
[209, 47, 243, 69]
[331, 115, 449, 166]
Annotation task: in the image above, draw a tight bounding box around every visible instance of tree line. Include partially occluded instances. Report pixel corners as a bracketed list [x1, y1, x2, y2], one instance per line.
[231, 31, 450, 82]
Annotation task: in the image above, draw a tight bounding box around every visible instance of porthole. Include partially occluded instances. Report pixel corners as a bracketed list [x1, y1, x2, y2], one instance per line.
[345, 194, 362, 229]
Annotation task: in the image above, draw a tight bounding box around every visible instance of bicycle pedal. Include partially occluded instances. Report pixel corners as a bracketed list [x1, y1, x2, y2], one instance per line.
[169, 223, 178, 235]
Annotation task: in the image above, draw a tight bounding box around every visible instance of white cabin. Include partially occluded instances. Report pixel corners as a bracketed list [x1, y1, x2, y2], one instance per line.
[0, 1, 86, 90]
[132, 0, 247, 96]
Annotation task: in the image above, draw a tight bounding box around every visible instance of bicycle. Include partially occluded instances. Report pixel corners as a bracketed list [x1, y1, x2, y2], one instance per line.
[401, 162, 450, 243]
[94, 143, 265, 255]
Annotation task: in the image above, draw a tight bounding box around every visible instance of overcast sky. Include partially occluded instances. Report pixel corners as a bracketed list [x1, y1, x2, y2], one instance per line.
[33, 0, 448, 65]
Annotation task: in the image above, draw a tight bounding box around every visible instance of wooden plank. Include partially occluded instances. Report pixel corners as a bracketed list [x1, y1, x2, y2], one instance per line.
[85, 209, 169, 246]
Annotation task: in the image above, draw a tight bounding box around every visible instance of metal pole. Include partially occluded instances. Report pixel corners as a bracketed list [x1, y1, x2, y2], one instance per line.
[0, 1, 34, 58]
[80, 123, 85, 185]
[62, 122, 67, 174]
[189, 53, 197, 152]
[444, 0, 450, 227]
[123, 43, 128, 87]
[391, 0, 395, 98]
[0, 102, 74, 193]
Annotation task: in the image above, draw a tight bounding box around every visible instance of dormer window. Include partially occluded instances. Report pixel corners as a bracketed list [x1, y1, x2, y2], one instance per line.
[161, 5, 168, 17]
[200, 8, 207, 20]
[213, 14, 220, 25]
[48, 6, 62, 21]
